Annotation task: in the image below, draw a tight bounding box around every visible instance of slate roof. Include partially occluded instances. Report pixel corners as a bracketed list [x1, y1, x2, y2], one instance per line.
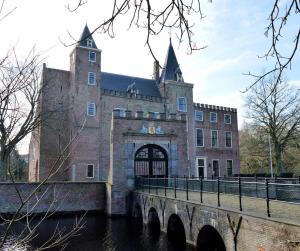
[78, 24, 98, 49]
[101, 72, 161, 97]
[160, 39, 183, 82]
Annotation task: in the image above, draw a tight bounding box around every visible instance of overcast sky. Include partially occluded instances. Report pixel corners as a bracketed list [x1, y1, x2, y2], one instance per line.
[1, 0, 299, 154]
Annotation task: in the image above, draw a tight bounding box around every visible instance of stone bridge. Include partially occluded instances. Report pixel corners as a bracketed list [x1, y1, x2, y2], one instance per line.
[131, 191, 300, 251]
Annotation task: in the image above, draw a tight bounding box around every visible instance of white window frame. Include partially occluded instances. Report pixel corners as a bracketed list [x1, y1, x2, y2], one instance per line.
[225, 131, 232, 148]
[88, 72, 96, 85]
[88, 51, 96, 62]
[211, 130, 219, 147]
[224, 114, 231, 124]
[177, 97, 187, 112]
[196, 157, 207, 178]
[210, 112, 217, 123]
[226, 159, 233, 176]
[87, 38, 93, 48]
[114, 107, 126, 117]
[212, 159, 220, 177]
[87, 102, 96, 116]
[196, 128, 204, 147]
[195, 110, 203, 121]
[87, 164, 94, 178]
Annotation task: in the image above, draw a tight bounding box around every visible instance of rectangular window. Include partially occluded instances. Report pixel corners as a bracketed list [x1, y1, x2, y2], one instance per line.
[88, 72, 96, 85]
[87, 102, 96, 116]
[87, 164, 94, 178]
[196, 128, 204, 147]
[211, 130, 218, 147]
[210, 112, 217, 123]
[197, 158, 205, 177]
[89, 51, 96, 62]
[227, 160, 233, 176]
[212, 160, 219, 177]
[153, 112, 159, 119]
[225, 131, 232, 148]
[224, 114, 231, 124]
[115, 108, 126, 117]
[195, 110, 203, 121]
[177, 97, 187, 112]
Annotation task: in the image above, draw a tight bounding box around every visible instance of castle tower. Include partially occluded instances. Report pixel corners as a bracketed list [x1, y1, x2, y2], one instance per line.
[68, 25, 102, 181]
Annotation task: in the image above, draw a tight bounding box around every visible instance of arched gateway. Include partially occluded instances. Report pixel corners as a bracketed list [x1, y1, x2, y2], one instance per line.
[134, 144, 168, 178]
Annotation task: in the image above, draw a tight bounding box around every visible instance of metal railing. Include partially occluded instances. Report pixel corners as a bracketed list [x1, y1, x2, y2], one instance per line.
[135, 177, 300, 221]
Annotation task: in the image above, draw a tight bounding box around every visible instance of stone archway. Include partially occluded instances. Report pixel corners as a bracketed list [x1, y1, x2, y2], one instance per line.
[167, 214, 186, 248]
[134, 144, 168, 178]
[197, 225, 226, 251]
[148, 207, 160, 240]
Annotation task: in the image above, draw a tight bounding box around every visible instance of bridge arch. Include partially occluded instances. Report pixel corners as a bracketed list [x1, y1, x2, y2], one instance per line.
[132, 203, 143, 219]
[148, 207, 160, 238]
[134, 144, 168, 178]
[167, 214, 186, 248]
[197, 225, 226, 251]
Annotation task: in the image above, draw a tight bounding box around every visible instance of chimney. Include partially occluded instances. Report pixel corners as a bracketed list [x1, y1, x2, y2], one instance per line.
[153, 60, 160, 82]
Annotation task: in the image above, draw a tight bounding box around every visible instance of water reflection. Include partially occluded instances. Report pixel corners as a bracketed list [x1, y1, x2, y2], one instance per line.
[1, 214, 196, 251]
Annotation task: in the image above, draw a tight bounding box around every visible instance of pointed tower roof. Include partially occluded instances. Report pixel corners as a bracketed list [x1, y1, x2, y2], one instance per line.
[78, 24, 98, 49]
[160, 39, 183, 82]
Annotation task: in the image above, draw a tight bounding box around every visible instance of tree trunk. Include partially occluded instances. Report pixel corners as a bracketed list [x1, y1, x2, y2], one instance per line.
[274, 143, 284, 174]
[0, 150, 9, 181]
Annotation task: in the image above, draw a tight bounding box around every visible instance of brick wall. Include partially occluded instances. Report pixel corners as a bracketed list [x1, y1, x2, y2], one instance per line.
[0, 182, 106, 214]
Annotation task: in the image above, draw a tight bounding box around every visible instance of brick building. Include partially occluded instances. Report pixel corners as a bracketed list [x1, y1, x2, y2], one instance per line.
[29, 25, 240, 198]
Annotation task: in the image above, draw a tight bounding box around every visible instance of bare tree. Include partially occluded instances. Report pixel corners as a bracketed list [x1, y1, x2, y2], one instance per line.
[65, 0, 209, 62]
[0, 48, 43, 180]
[0, 119, 87, 250]
[245, 74, 300, 174]
[245, 1, 299, 92]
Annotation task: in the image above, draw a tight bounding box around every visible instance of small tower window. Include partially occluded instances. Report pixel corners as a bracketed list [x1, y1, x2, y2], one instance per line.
[88, 72, 96, 85]
[87, 38, 93, 48]
[89, 51, 96, 62]
[87, 102, 96, 116]
[177, 97, 187, 112]
[87, 164, 94, 178]
[195, 110, 203, 121]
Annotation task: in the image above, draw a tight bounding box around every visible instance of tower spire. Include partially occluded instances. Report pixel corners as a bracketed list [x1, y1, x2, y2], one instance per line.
[78, 24, 98, 49]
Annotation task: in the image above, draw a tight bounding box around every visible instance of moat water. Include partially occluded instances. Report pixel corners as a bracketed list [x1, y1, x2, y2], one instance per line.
[1, 214, 196, 251]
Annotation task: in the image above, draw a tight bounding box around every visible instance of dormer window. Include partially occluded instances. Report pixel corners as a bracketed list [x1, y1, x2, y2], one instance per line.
[87, 38, 93, 48]
[176, 71, 184, 82]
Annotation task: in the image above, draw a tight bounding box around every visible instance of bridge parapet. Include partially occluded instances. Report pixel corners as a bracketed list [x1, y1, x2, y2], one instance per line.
[132, 190, 300, 251]
[135, 177, 300, 225]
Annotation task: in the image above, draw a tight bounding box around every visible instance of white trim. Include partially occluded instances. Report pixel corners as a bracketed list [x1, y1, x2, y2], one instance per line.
[87, 164, 94, 178]
[196, 157, 207, 178]
[88, 72, 96, 85]
[225, 131, 232, 148]
[195, 128, 204, 147]
[226, 159, 233, 176]
[87, 38, 93, 48]
[211, 130, 219, 147]
[210, 112, 217, 123]
[87, 102, 96, 116]
[195, 110, 203, 121]
[177, 97, 187, 112]
[88, 51, 96, 62]
[212, 159, 220, 176]
[224, 114, 231, 124]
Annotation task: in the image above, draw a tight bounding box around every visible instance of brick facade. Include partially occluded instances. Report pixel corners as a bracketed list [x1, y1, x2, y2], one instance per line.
[28, 26, 240, 213]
